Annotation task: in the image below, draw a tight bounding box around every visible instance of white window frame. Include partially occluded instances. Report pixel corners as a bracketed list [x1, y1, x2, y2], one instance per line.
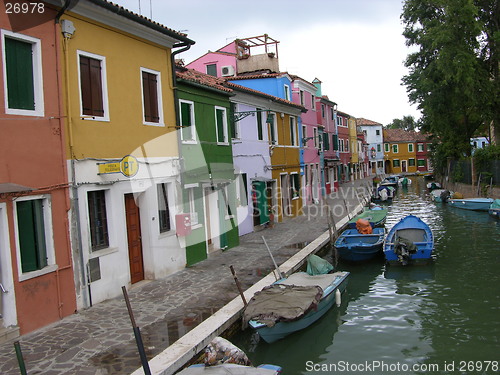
[384, 143, 389, 152]
[417, 143, 424, 152]
[267, 112, 278, 144]
[140, 67, 164, 126]
[1, 29, 44, 117]
[77, 50, 110, 122]
[14, 195, 57, 281]
[179, 99, 196, 143]
[290, 116, 298, 146]
[284, 84, 290, 101]
[215, 106, 229, 145]
[392, 144, 399, 153]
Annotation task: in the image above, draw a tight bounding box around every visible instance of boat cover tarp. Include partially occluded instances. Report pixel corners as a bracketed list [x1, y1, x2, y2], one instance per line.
[177, 364, 277, 375]
[243, 284, 322, 328]
[280, 272, 342, 291]
[306, 254, 334, 275]
[491, 199, 500, 209]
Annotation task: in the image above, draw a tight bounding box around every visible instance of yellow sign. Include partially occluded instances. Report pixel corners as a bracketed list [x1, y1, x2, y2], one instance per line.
[97, 155, 139, 177]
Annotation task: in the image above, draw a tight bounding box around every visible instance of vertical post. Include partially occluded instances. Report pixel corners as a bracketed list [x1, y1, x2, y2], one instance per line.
[262, 236, 284, 280]
[229, 266, 247, 307]
[122, 286, 151, 375]
[13, 341, 27, 375]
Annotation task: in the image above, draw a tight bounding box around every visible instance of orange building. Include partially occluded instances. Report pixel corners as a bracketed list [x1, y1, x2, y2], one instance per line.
[0, 4, 76, 338]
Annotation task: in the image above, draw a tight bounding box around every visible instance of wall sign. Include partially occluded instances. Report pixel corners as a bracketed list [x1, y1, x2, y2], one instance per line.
[97, 155, 139, 177]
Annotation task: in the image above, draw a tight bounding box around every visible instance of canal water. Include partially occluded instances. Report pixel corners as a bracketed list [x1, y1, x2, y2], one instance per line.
[232, 177, 500, 374]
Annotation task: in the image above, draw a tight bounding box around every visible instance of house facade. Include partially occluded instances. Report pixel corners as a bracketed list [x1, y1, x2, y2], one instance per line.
[357, 118, 385, 175]
[175, 67, 239, 265]
[336, 111, 352, 182]
[57, 0, 195, 308]
[383, 129, 431, 174]
[0, 3, 77, 338]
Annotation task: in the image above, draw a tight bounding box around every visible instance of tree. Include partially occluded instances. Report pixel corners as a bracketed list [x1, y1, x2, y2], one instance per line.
[386, 115, 418, 131]
[402, 0, 499, 159]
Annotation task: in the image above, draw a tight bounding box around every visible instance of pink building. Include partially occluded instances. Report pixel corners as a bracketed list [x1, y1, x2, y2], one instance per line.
[337, 111, 351, 183]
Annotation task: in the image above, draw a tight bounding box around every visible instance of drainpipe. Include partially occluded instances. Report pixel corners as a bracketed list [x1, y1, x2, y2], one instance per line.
[170, 42, 194, 198]
[56, 1, 91, 309]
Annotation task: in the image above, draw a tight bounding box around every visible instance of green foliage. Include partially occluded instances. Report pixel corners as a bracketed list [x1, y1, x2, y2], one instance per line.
[402, 0, 499, 163]
[386, 115, 419, 131]
[473, 144, 500, 173]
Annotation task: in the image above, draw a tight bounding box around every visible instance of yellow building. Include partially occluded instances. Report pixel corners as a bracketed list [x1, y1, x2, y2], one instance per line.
[348, 116, 359, 179]
[57, 0, 195, 308]
[383, 129, 420, 174]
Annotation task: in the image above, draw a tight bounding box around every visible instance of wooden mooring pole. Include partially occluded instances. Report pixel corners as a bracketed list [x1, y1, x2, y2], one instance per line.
[230, 265, 247, 307]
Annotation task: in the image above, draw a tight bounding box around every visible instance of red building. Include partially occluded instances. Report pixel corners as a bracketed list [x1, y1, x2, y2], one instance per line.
[336, 111, 351, 183]
[0, 5, 76, 339]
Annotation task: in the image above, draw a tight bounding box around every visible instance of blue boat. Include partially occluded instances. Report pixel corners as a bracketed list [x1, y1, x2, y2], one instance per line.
[381, 175, 399, 187]
[182, 364, 282, 374]
[448, 197, 494, 211]
[488, 199, 500, 219]
[384, 215, 434, 266]
[244, 271, 350, 343]
[335, 228, 385, 262]
[372, 185, 396, 202]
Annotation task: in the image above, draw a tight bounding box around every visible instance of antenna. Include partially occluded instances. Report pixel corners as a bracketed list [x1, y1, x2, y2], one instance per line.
[149, 0, 152, 19]
[138, 0, 141, 14]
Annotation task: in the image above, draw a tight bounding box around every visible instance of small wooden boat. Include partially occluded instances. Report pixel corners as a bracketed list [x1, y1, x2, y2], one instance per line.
[347, 207, 388, 228]
[381, 175, 399, 187]
[430, 189, 452, 202]
[244, 271, 350, 343]
[335, 227, 385, 262]
[448, 197, 494, 211]
[179, 364, 282, 375]
[384, 215, 434, 266]
[488, 199, 500, 218]
[426, 181, 442, 190]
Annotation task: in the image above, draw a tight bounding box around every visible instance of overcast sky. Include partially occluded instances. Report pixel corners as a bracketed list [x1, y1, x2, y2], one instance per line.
[112, 0, 420, 125]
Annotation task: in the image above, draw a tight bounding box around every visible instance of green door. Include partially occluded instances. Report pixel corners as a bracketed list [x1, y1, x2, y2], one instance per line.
[252, 181, 269, 225]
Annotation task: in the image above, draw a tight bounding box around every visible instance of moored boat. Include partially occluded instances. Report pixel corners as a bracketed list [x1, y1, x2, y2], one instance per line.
[180, 364, 282, 375]
[430, 189, 452, 203]
[244, 271, 350, 343]
[347, 207, 388, 228]
[335, 227, 385, 262]
[488, 199, 500, 218]
[372, 185, 396, 202]
[381, 175, 399, 187]
[384, 215, 434, 266]
[448, 197, 494, 211]
[426, 181, 442, 190]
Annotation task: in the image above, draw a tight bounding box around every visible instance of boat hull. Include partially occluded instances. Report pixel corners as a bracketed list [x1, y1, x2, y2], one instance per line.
[335, 228, 385, 262]
[347, 209, 387, 229]
[448, 198, 494, 211]
[249, 272, 349, 343]
[384, 215, 434, 266]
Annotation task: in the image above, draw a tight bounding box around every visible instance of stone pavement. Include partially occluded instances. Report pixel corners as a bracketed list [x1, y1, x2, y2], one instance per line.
[0, 178, 372, 375]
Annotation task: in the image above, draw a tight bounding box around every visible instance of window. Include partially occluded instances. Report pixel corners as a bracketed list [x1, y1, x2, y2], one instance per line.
[290, 173, 300, 199]
[230, 103, 239, 139]
[310, 93, 315, 109]
[179, 100, 196, 142]
[376, 129, 380, 136]
[393, 159, 400, 167]
[323, 132, 330, 150]
[206, 64, 217, 77]
[16, 198, 49, 272]
[2, 30, 44, 116]
[313, 128, 319, 148]
[302, 125, 307, 146]
[332, 134, 339, 150]
[409, 158, 416, 166]
[392, 144, 398, 153]
[284, 84, 290, 100]
[417, 143, 425, 152]
[236, 173, 248, 206]
[141, 68, 163, 125]
[321, 104, 325, 118]
[289, 116, 297, 146]
[78, 50, 109, 120]
[257, 108, 264, 140]
[340, 139, 344, 152]
[384, 143, 389, 152]
[408, 143, 414, 153]
[187, 188, 199, 225]
[157, 183, 171, 233]
[300, 90, 304, 106]
[215, 106, 228, 144]
[345, 139, 349, 152]
[377, 144, 381, 152]
[417, 159, 426, 167]
[88, 190, 109, 250]
[267, 112, 277, 144]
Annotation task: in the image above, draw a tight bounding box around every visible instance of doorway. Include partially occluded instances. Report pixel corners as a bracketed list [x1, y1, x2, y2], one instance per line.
[401, 160, 407, 173]
[125, 194, 144, 284]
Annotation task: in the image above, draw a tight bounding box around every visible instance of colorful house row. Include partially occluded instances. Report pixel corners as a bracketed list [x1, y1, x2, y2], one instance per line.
[383, 129, 432, 174]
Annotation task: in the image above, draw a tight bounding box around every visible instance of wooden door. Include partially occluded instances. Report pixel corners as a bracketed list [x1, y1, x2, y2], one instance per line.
[125, 194, 144, 284]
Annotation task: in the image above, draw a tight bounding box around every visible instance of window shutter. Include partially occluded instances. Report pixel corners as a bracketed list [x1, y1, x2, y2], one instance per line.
[257, 108, 263, 140]
[333, 134, 339, 150]
[17, 200, 46, 272]
[142, 72, 151, 122]
[5, 38, 35, 110]
[216, 108, 225, 142]
[142, 72, 159, 123]
[180, 102, 192, 140]
[80, 56, 104, 117]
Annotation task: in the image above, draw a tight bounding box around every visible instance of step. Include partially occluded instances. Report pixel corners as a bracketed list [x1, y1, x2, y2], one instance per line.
[0, 323, 20, 344]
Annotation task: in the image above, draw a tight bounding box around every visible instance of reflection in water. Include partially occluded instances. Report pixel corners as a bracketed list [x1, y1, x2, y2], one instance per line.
[233, 177, 500, 375]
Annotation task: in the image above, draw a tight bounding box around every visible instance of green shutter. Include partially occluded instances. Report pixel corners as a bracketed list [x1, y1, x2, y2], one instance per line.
[5, 38, 35, 110]
[333, 134, 339, 150]
[17, 200, 47, 273]
[257, 108, 263, 140]
[181, 102, 192, 140]
[323, 132, 330, 150]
